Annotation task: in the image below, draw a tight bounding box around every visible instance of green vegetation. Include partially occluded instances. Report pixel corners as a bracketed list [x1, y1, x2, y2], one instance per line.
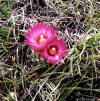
[0, 0, 100, 101]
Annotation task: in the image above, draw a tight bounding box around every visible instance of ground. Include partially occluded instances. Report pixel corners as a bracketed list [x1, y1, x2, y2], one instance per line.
[0, 0, 100, 101]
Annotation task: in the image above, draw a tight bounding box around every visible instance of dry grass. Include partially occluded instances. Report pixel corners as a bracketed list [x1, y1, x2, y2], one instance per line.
[0, 0, 100, 101]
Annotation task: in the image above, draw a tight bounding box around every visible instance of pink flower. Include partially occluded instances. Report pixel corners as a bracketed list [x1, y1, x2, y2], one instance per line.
[40, 37, 69, 64]
[25, 23, 57, 52]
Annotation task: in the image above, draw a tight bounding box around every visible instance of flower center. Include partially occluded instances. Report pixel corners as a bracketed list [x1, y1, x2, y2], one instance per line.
[37, 35, 47, 44]
[48, 46, 58, 56]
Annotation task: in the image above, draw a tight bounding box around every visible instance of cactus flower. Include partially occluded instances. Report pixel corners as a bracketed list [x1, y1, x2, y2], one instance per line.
[40, 37, 69, 64]
[25, 23, 57, 52]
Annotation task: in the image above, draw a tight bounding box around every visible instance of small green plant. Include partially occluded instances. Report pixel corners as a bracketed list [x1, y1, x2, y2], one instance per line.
[0, 0, 14, 40]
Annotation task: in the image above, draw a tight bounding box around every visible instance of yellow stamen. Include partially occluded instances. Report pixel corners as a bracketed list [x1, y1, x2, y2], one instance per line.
[39, 35, 47, 43]
[37, 34, 47, 44]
